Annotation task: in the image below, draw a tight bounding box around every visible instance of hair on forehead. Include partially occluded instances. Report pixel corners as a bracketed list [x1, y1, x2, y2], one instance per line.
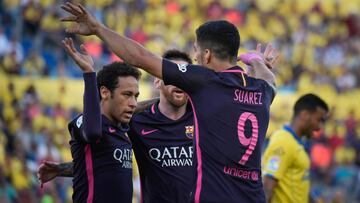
[97, 62, 141, 99]
[294, 93, 328, 116]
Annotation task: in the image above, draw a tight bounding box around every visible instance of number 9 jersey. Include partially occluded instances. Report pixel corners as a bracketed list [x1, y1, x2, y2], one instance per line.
[162, 59, 276, 203]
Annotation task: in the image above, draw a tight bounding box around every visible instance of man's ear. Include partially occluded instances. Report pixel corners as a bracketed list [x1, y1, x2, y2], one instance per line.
[154, 77, 162, 89]
[100, 86, 110, 100]
[203, 49, 211, 64]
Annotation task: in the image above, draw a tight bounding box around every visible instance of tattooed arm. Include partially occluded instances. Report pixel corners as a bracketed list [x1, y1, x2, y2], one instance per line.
[37, 161, 73, 187]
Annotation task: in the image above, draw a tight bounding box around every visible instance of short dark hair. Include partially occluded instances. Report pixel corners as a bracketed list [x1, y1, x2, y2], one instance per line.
[195, 20, 240, 62]
[97, 62, 141, 99]
[294, 93, 329, 116]
[162, 49, 192, 64]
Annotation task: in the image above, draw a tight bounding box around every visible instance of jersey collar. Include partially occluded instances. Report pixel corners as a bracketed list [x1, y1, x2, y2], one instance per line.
[283, 125, 304, 146]
[102, 114, 130, 132]
[222, 66, 246, 73]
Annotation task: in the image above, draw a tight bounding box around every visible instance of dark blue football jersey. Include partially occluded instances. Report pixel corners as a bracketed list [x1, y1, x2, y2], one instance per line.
[68, 115, 133, 203]
[129, 102, 194, 203]
[162, 59, 275, 203]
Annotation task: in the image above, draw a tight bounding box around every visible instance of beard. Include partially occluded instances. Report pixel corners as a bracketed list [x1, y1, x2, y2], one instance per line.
[163, 90, 188, 108]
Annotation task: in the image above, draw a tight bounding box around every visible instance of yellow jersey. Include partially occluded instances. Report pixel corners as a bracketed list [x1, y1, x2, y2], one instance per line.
[262, 126, 310, 203]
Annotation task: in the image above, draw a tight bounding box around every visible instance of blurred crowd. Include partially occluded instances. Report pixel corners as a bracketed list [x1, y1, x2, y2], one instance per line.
[0, 0, 359, 202]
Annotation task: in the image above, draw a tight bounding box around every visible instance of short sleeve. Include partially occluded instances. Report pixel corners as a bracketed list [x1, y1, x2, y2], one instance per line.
[68, 115, 87, 143]
[259, 79, 276, 104]
[162, 59, 213, 94]
[262, 134, 294, 180]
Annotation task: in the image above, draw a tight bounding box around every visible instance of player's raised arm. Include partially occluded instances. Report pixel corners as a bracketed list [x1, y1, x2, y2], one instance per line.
[135, 98, 160, 114]
[62, 38, 102, 143]
[60, 2, 162, 79]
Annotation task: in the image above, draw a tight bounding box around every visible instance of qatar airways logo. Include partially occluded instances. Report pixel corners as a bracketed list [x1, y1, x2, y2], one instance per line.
[113, 148, 132, 169]
[149, 146, 193, 167]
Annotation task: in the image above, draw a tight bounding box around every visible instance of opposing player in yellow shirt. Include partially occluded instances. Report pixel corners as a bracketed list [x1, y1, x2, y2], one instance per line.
[262, 94, 328, 203]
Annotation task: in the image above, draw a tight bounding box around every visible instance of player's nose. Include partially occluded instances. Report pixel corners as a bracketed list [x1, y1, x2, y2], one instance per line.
[128, 96, 137, 109]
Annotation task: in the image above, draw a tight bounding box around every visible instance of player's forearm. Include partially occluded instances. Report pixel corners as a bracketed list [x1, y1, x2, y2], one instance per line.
[250, 60, 276, 89]
[263, 176, 278, 203]
[265, 188, 274, 203]
[58, 162, 74, 177]
[246, 66, 256, 78]
[135, 97, 160, 113]
[96, 25, 162, 78]
[83, 72, 102, 142]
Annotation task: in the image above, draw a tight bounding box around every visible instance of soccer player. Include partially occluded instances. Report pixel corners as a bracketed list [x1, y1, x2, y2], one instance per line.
[62, 37, 140, 203]
[38, 50, 195, 203]
[262, 94, 328, 203]
[61, 3, 277, 202]
[128, 50, 194, 203]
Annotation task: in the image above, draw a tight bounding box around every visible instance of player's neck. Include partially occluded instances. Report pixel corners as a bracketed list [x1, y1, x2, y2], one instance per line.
[207, 60, 237, 72]
[101, 102, 117, 125]
[158, 97, 187, 121]
[289, 120, 304, 138]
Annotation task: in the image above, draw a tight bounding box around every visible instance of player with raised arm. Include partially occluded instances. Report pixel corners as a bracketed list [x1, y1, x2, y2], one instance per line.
[62, 37, 140, 203]
[39, 50, 194, 203]
[262, 94, 328, 203]
[38, 48, 278, 202]
[60, 3, 278, 202]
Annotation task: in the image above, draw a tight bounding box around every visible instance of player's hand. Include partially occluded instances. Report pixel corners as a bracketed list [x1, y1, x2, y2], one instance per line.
[60, 2, 101, 36]
[62, 37, 94, 73]
[238, 43, 280, 69]
[256, 43, 280, 69]
[37, 161, 61, 188]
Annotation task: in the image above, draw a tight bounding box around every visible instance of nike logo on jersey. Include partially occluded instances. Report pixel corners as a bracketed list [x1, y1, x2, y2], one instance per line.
[109, 127, 116, 133]
[141, 129, 158, 136]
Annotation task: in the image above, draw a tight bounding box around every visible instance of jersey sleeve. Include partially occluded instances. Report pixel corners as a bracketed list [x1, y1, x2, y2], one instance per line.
[260, 79, 276, 104]
[162, 59, 213, 94]
[67, 72, 102, 143]
[68, 115, 87, 143]
[81, 72, 102, 143]
[262, 133, 294, 180]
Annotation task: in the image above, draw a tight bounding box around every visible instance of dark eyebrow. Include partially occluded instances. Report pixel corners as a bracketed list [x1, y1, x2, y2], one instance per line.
[123, 90, 139, 96]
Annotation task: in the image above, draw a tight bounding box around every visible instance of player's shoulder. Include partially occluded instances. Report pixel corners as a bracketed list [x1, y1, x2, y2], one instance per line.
[264, 129, 297, 161]
[133, 104, 155, 119]
[68, 114, 84, 130]
[131, 104, 158, 127]
[248, 76, 276, 92]
[163, 58, 210, 72]
[268, 129, 297, 148]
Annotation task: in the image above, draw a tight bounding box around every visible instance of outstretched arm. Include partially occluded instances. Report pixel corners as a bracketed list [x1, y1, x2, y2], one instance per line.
[37, 162, 74, 187]
[60, 2, 162, 79]
[63, 38, 102, 143]
[135, 98, 159, 114]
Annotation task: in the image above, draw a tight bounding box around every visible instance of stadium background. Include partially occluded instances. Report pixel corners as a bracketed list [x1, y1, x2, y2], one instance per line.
[0, 0, 360, 202]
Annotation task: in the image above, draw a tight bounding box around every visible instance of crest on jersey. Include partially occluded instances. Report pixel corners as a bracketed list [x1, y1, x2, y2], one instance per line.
[185, 125, 194, 139]
[267, 156, 280, 171]
[177, 63, 188, 73]
[76, 115, 83, 128]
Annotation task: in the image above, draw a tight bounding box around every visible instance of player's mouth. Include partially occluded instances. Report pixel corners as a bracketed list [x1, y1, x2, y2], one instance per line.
[172, 89, 185, 97]
[124, 111, 134, 118]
